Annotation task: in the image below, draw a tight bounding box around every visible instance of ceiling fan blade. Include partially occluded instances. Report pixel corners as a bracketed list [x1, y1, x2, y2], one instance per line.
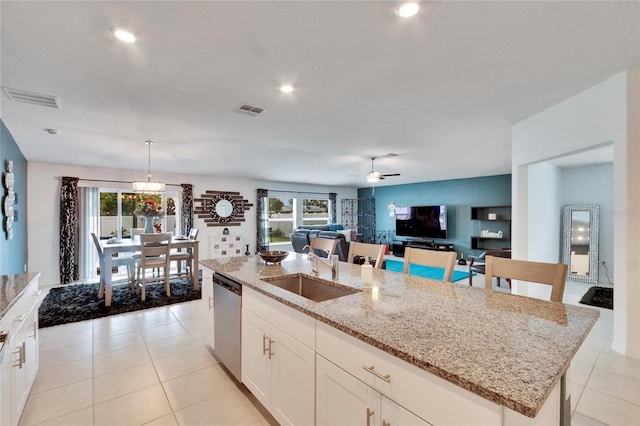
[380, 173, 400, 177]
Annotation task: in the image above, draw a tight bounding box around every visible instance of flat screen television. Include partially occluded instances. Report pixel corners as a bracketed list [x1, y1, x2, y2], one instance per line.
[395, 205, 447, 239]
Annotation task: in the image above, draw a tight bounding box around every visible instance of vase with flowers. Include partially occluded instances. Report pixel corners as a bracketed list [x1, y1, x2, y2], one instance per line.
[135, 199, 165, 233]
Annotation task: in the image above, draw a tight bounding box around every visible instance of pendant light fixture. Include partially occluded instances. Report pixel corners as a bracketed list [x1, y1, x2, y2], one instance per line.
[132, 140, 165, 193]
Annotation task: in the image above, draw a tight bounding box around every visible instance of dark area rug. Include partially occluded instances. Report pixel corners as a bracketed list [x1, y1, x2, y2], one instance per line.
[579, 286, 613, 310]
[39, 276, 202, 328]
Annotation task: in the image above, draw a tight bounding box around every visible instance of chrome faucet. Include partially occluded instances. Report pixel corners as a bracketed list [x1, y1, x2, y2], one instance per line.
[302, 245, 339, 280]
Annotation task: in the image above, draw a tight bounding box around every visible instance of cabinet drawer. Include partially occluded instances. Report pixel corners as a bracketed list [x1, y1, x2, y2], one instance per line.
[316, 321, 501, 425]
[243, 287, 315, 349]
[1, 280, 40, 333]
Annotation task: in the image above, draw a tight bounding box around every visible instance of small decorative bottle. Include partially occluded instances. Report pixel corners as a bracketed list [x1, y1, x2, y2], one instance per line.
[361, 258, 373, 287]
[245, 244, 251, 256]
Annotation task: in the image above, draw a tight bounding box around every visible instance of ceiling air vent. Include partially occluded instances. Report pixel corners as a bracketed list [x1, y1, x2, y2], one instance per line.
[233, 103, 266, 117]
[2, 87, 59, 109]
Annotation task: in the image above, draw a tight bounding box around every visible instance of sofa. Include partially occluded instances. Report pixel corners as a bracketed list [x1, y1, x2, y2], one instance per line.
[290, 226, 350, 261]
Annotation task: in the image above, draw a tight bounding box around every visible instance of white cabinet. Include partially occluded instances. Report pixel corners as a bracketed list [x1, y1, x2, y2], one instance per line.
[241, 288, 315, 426]
[208, 235, 242, 258]
[0, 274, 40, 426]
[317, 355, 430, 426]
[201, 267, 214, 348]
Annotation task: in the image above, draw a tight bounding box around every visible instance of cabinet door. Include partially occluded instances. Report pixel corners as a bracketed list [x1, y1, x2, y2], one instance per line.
[201, 271, 215, 348]
[12, 314, 29, 424]
[0, 325, 13, 426]
[241, 308, 271, 408]
[270, 326, 315, 426]
[317, 355, 379, 426]
[381, 395, 431, 426]
[23, 304, 39, 390]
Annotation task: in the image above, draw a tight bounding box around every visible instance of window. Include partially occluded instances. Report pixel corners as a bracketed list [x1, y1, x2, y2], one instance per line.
[266, 194, 330, 246]
[98, 191, 178, 238]
[268, 196, 294, 244]
[302, 198, 329, 226]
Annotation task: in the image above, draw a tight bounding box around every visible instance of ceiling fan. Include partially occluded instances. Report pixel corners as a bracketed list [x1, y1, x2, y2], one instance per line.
[366, 156, 400, 183]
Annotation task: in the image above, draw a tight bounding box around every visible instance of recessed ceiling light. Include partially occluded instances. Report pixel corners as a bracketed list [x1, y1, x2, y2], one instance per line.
[280, 84, 294, 93]
[396, 2, 420, 18]
[113, 28, 136, 43]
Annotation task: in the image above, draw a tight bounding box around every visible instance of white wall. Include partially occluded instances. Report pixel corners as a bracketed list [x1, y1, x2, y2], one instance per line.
[512, 69, 639, 359]
[27, 161, 357, 286]
[522, 162, 562, 300]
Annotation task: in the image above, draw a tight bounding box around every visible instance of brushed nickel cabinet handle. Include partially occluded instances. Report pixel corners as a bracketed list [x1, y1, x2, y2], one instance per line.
[268, 339, 275, 359]
[263, 334, 269, 355]
[366, 408, 375, 426]
[208, 296, 213, 310]
[362, 365, 391, 383]
[14, 313, 26, 322]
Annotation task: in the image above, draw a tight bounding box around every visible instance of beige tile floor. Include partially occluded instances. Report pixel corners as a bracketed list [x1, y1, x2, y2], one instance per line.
[20, 299, 275, 426]
[20, 270, 640, 426]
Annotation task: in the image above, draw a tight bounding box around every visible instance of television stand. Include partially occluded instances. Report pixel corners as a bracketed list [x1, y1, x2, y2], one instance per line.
[392, 240, 454, 257]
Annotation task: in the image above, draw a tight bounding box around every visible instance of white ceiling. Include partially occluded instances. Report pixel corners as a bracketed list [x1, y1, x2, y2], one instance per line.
[1, 1, 638, 188]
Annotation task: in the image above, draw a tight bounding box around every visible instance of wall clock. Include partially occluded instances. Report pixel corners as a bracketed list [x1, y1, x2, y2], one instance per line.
[195, 190, 253, 227]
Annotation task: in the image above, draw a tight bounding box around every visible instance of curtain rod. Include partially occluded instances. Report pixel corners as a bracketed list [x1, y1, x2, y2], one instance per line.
[58, 177, 183, 187]
[267, 189, 334, 195]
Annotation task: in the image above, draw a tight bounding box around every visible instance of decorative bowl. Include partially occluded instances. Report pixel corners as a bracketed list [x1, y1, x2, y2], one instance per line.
[259, 251, 289, 264]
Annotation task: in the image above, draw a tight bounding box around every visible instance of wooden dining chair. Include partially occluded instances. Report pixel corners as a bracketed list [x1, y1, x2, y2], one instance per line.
[484, 256, 568, 302]
[169, 228, 199, 281]
[347, 242, 386, 269]
[90, 232, 136, 298]
[133, 233, 172, 302]
[309, 237, 337, 259]
[402, 248, 457, 282]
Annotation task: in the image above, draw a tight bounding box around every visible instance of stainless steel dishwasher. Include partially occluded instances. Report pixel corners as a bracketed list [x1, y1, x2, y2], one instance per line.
[213, 272, 242, 382]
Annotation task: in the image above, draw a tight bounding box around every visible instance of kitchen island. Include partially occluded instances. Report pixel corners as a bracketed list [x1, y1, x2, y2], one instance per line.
[201, 253, 599, 425]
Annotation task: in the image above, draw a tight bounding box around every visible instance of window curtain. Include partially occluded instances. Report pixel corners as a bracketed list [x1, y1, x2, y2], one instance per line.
[79, 187, 99, 281]
[60, 176, 80, 284]
[181, 183, 194, 235]
[329, 192, 337, 224]
[256, 188, 269, 253]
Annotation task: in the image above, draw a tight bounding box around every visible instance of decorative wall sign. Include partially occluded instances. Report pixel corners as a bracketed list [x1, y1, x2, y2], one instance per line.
[3, 159, 15, 239]
[195, 190, 253, 227]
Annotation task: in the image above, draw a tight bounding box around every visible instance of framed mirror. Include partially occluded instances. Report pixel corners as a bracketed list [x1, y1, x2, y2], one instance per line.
[562, 204, 599, 284]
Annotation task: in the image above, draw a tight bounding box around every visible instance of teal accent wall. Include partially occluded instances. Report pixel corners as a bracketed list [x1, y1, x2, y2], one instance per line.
[0, 120, 28, 275]
[357, 174, 511, 258]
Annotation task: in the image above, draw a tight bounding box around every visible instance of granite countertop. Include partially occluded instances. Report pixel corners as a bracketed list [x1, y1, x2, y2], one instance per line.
[200, 253, 600, 418]
[1, 272, 41, 320]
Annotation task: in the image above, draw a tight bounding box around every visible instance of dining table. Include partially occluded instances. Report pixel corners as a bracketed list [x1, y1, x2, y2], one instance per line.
[99, 236, 200, 307]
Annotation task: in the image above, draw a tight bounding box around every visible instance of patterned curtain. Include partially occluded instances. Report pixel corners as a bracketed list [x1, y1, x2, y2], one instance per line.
[256, 188, 269, 253]
[60, 177, 80, 284]
[181, 183, 194, 235]
[329, 192, 337, 223]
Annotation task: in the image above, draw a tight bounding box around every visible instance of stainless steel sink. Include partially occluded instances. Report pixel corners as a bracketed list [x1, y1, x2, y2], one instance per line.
[263, 274, 360, 302]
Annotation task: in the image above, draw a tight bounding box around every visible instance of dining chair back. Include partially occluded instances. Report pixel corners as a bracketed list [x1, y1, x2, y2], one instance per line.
[90, 232, 136, 297]
[188, 228, 199, 239]
[484, 256, 568, 302]
[403, 248, 457, 282]
[347, 242, 386, 269]
[134, 233, 172, 302]
[310, 237, 337, 258]
[170, 228, 199, 281]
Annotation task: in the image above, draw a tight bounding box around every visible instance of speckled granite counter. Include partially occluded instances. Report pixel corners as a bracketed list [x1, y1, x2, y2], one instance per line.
[201, 254, 599, 418]
[1, 272, 41, 320]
